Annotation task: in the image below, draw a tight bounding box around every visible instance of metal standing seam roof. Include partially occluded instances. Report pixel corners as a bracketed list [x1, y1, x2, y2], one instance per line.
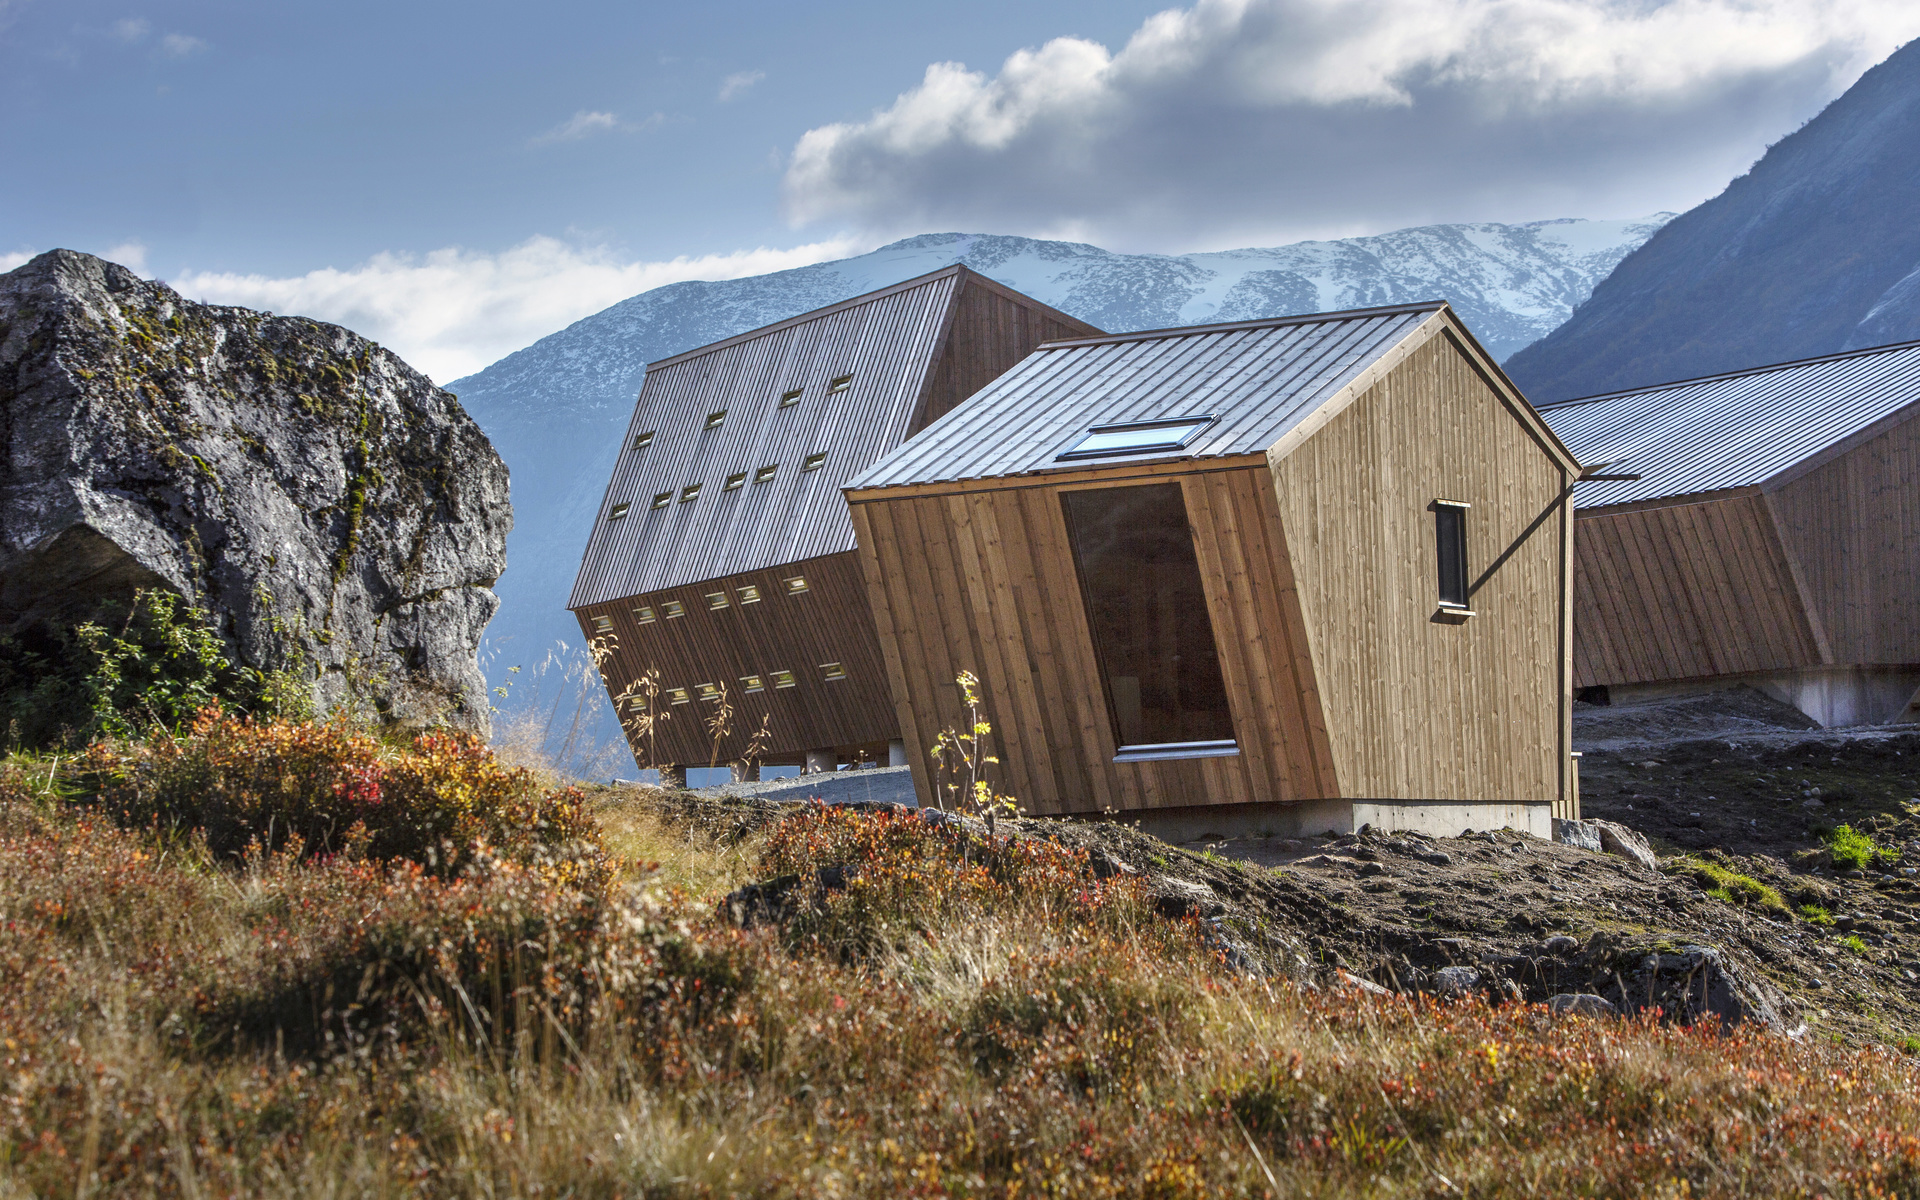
[843, 302, 1446, 491]
[1537, 339, 1920, 508]
[568, 269, 966, 610]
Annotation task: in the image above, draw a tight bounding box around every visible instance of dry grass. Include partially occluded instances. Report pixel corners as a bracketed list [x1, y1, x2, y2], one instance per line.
[3, 741, 1920, 1198]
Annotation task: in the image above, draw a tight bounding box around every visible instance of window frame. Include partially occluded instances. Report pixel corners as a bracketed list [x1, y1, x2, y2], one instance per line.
[1432, 498, 1473, 616]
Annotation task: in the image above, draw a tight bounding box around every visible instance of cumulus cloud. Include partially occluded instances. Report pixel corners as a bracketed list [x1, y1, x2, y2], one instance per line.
[532, 109, 623, 145]
[784, 0, 1920, 247]
[104, 240, 149, 274]
[719, 69, 766, 101]
[0, 251, 31, 273]
[109, 17, 149, 42]
[170, 235, 874, 384]
[158, 32, 205, 57]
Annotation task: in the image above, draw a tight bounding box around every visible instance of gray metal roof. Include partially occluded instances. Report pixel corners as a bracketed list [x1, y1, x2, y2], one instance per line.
[844, 303, 1445, 491]
[569, 268, 965, 608]
[1538, 339, 1920, 507]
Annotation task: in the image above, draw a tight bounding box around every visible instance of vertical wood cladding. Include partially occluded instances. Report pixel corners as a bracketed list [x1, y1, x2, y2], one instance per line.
[1570, 494, 1822, 688]
[910, 278, 1103, 436]
[1267, 331, 1572, 806]
[575, 550, 896, 767]
[850, 465, 1339, 816]
[1768, 412, 1920, 666]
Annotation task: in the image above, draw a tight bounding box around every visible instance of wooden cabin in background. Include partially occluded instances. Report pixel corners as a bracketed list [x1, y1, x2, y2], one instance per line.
[569, 266, 1101, 779]
[1538, 341, 1920, 727]
[843, 302, 1582, 839]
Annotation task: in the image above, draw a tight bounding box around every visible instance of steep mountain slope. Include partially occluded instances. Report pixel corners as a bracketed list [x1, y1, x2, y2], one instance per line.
[1507, 39, 1920, 402]
[449, 219, 1668, 763]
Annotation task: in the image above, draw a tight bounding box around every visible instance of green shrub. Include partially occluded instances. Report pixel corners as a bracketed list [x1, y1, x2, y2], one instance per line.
[1826, 824, 1882, 871]
[1839, 934, 1870, 956]
[78, 709, 606, 890]
[1665, 856, 1790, 918]
[1798, 904, 1834, 926]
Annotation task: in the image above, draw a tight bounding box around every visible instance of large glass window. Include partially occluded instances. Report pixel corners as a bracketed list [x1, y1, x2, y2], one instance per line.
[1059, 483, 1238, 759]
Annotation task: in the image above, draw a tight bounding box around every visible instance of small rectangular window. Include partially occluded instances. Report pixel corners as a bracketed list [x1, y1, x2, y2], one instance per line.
[803, 452, 827, 472]
[591, 614, 613, 634]
[662, 600, 685, 619]
[820, 662, 847, 681]
[695, 682, 721, 703]
[650, 492, 672, 509]
[679, 484, 700, 503]
[784, 575, 809, 595]
[631, 431, 654, 451]
[667, 688, 691, 706]
[739, 674, 765, 693]
[705, 410, 726, 430]
[608, 502, 631, 520]
[1434, 500, 1470, 609]
[1057, 416, 1214, 461]
[771, 669, 797, 689]
[705, 591, 729, 611]
[827, 374, 853, 395]
[779, 387, 804, 407]
[736, 584, 762, 604]
[628, 695, 648, 712]
[753, 464, 778, 484]
[724, 471, 747, 491]
[633, 605, 656, 624]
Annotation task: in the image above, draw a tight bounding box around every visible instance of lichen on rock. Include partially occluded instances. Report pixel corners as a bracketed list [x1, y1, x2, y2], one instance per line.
[0, 250, 511, 736]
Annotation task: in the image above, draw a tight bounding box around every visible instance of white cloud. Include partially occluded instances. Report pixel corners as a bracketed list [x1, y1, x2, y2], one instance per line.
[158, 32, 205, 57]
[532, 109, 621, 145]
[110, 17, 149, 43]
[104, 240, 149, 274]
[784, 0, 1920, 248]
[0, 251, 31, 273]
[170, 234, 875, 384]
[719, 69, 766, 101]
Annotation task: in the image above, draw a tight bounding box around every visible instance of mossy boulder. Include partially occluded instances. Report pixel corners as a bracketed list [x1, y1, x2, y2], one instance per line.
[0, 250, 510, 735]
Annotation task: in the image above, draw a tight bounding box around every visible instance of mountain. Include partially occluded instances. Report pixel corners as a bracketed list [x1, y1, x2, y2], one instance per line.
[448, 219, 1669, 767]
[1507, 39, 1920, 402]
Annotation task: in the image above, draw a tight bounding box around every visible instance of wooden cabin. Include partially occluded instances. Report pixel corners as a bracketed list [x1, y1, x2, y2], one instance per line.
[1538, 341, 1920, 727]
[843, 302, 1582, 839]
[569, 266, 1101, 777]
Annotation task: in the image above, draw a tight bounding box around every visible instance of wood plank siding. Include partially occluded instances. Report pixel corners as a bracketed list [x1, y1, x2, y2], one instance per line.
[850, 466, 1340, 816]
[568, 267, 1101, 765]
[1767, 409, 1920, 667]
[1268, 330, 1573, 806]
[1569, 494, 1823, 688]
[575, 550, 895, 768]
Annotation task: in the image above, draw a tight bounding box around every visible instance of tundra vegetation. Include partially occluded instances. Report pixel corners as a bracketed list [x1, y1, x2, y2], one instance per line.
[0, 643, 1917, 1196]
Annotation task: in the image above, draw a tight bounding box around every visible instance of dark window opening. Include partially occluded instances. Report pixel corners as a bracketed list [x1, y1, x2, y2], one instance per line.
[1435, 502, 1469, 608]
[1060, 483, 1237, 757]
[632, 431, 654, 451]
[827, 374, 853, 395]
[779, 387, 804, 407]
[1575, 685, 1611, 707]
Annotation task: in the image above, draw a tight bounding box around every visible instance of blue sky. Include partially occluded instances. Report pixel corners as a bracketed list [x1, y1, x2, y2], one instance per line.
[5, 0, 1917, 381]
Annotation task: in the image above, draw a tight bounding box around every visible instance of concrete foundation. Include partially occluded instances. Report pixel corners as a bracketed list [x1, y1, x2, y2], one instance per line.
[1608, 665, 1920, 728]
[1115, 797, 1552, 844]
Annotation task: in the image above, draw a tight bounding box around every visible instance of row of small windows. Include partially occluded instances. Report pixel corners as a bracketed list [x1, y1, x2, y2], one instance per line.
[628, 661, 848, 710]
[606, 454, 830, 521]
[587, 575, 809, 634]
[624, 373, 856, 453]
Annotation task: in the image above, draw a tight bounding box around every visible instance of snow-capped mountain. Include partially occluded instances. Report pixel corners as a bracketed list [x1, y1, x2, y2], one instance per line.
[449, 218, 1669, 762]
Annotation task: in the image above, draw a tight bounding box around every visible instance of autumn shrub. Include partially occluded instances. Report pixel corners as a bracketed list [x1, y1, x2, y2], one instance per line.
[77, 708, 605, 888]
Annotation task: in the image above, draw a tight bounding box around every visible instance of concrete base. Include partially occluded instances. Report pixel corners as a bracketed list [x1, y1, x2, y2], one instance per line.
[1111, 798, 1552, 844]
[1608, 665, 1920, 728]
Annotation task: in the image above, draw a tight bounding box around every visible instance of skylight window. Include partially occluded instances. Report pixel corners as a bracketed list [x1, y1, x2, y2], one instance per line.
[608, 502, 630, 520]
[705, 411, 726, 430]
[724, 471, 747, 491]
[771, 669, 797, 689]
[784, 575, 809, 595]
[779, 387, 804, 407]
[820, 662, 847, 681]
[662, 600, 685, 619]
[740, 674, 765, 693]
[754, 465, 777, 484]
[633, 605, 655, 624]
[679, 484, 701, 503]
[667, 688, 691, 706]
[706, 591, 729, 611]
[736, 585, 762, 604]
[1056, 416, 1215, 461]
[827, 374, 853, 395]
[632, 431, 654, 451]
[651, 492, 672, 509]
[591, 614, 613, 634]
[803, 452, 827, 472]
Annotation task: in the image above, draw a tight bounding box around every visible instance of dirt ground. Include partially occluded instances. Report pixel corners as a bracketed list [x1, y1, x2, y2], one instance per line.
[660, 687, 1920, 1047]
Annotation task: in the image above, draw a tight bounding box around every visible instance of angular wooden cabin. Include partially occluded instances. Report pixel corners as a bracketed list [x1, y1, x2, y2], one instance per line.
[569, 266, 1101, 775]
[843, 302, 1582, 838]
[1538, 341, 1920, 727]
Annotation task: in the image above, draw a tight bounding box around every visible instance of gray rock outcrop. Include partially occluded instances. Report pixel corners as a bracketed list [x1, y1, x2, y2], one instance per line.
[0, 250, 510, 732]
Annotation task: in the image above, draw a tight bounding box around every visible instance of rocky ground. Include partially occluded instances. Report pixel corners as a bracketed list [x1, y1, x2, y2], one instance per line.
[649, 688, 1920, 1048]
